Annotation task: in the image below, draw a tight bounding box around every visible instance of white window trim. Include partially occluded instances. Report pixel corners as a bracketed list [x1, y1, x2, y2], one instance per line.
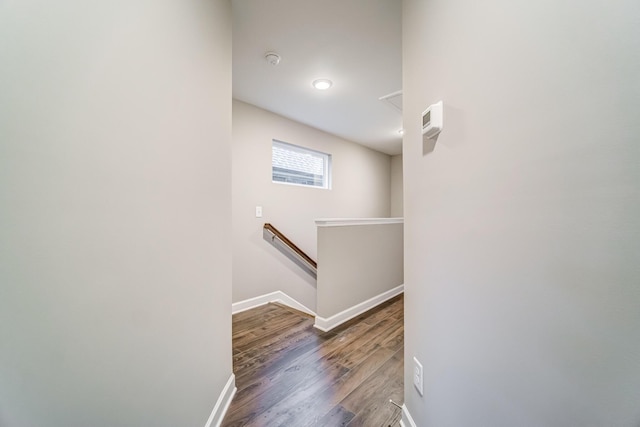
[272, 139, 332, 190]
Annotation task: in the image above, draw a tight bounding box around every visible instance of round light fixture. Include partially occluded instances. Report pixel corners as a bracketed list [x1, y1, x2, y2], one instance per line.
[312, 79, 333, 90]
[398, 129, 405, 135]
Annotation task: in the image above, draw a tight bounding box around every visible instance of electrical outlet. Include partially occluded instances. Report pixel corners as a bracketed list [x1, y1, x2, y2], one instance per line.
[413, 356, 424, 396]
[255, 206, 263, 218]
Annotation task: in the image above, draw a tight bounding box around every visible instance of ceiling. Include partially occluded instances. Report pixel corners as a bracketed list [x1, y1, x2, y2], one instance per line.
[232, 0, 403, 155]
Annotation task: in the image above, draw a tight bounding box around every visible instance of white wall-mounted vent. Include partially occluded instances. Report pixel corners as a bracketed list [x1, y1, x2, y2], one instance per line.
[379, 90, 403, 113]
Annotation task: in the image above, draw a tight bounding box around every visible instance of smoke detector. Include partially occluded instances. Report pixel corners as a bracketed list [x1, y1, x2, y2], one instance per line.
[264, 52, 281, 66]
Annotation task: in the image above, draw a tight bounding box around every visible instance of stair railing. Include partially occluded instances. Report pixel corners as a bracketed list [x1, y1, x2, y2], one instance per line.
[263, 223, 317, 277]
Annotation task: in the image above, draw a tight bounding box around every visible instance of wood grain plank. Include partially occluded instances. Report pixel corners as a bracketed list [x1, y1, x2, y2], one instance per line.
[340, 349, 404, 425]
[339, 318, 403, 370]
[232, 302, 281, 325]
[313, 404, 356, 427]
[296, 347, 399, 427]
[233, 311, 308, 354]
[221, 296, 404, 427]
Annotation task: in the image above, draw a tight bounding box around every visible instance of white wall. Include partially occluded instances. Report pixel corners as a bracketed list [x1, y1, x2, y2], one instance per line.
[391, 154, 404, 217]
[316, 220, 403, 321]
[232, 100, 391, 310]
[403, 0, 640, 426]
[0, 1, 233, 426]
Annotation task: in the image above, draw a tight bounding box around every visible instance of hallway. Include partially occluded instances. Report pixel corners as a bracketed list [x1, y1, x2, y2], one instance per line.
[222, 296, 404, 426]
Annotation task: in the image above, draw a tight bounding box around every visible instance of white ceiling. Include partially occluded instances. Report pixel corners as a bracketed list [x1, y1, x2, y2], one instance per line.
[232, 0, 403, 155]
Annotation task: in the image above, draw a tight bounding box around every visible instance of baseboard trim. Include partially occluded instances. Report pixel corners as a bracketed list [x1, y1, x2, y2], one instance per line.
[400, 404, 417, 427]
[232, 291, 316, 316]
[313, 284, 404, 332]
[204, 373, 236, 427]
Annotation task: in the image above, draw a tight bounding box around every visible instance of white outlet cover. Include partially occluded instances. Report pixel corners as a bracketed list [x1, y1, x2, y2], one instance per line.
[413, 356, 424, 396]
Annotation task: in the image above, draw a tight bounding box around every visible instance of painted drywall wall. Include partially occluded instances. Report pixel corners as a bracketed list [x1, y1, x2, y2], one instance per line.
[0, 1, 233, 426]
[232, 100, 391, 310]
[402, 0, 640, 426]
[316, 221, 403, 319]
[391, 154, 404, 217]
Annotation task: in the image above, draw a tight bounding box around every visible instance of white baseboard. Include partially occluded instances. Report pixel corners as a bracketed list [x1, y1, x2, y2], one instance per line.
[231, 291, 316, 316]
[400, 403, 417, 427]
[313, 284, 404, 332]
[204, 373, 236, 427]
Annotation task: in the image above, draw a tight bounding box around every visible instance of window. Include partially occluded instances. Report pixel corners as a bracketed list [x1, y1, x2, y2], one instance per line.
[272, 140, 331, 189]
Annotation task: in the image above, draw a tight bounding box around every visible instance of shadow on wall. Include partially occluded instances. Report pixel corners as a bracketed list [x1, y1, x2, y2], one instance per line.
[423, 135, 437, 155]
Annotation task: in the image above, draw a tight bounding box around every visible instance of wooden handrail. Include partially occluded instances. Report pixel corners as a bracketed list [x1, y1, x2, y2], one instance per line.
[263, 223, 317, 270]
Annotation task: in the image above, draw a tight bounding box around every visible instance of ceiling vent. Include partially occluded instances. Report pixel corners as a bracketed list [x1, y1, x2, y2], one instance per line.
[378, 90, 403, 113]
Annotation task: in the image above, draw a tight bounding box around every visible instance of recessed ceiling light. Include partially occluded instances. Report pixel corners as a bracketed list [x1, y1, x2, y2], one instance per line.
[312, 79, 332, 90]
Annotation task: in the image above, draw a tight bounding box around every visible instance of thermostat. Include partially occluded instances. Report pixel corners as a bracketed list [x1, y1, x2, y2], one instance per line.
[422, 101, 443, 139]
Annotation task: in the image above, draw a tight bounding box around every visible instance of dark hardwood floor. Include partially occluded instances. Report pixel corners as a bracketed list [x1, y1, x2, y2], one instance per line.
[222, 295, 404, 427]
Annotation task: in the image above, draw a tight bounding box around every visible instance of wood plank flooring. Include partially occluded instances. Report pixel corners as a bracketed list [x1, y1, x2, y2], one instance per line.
[222, 295, 404, 427]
